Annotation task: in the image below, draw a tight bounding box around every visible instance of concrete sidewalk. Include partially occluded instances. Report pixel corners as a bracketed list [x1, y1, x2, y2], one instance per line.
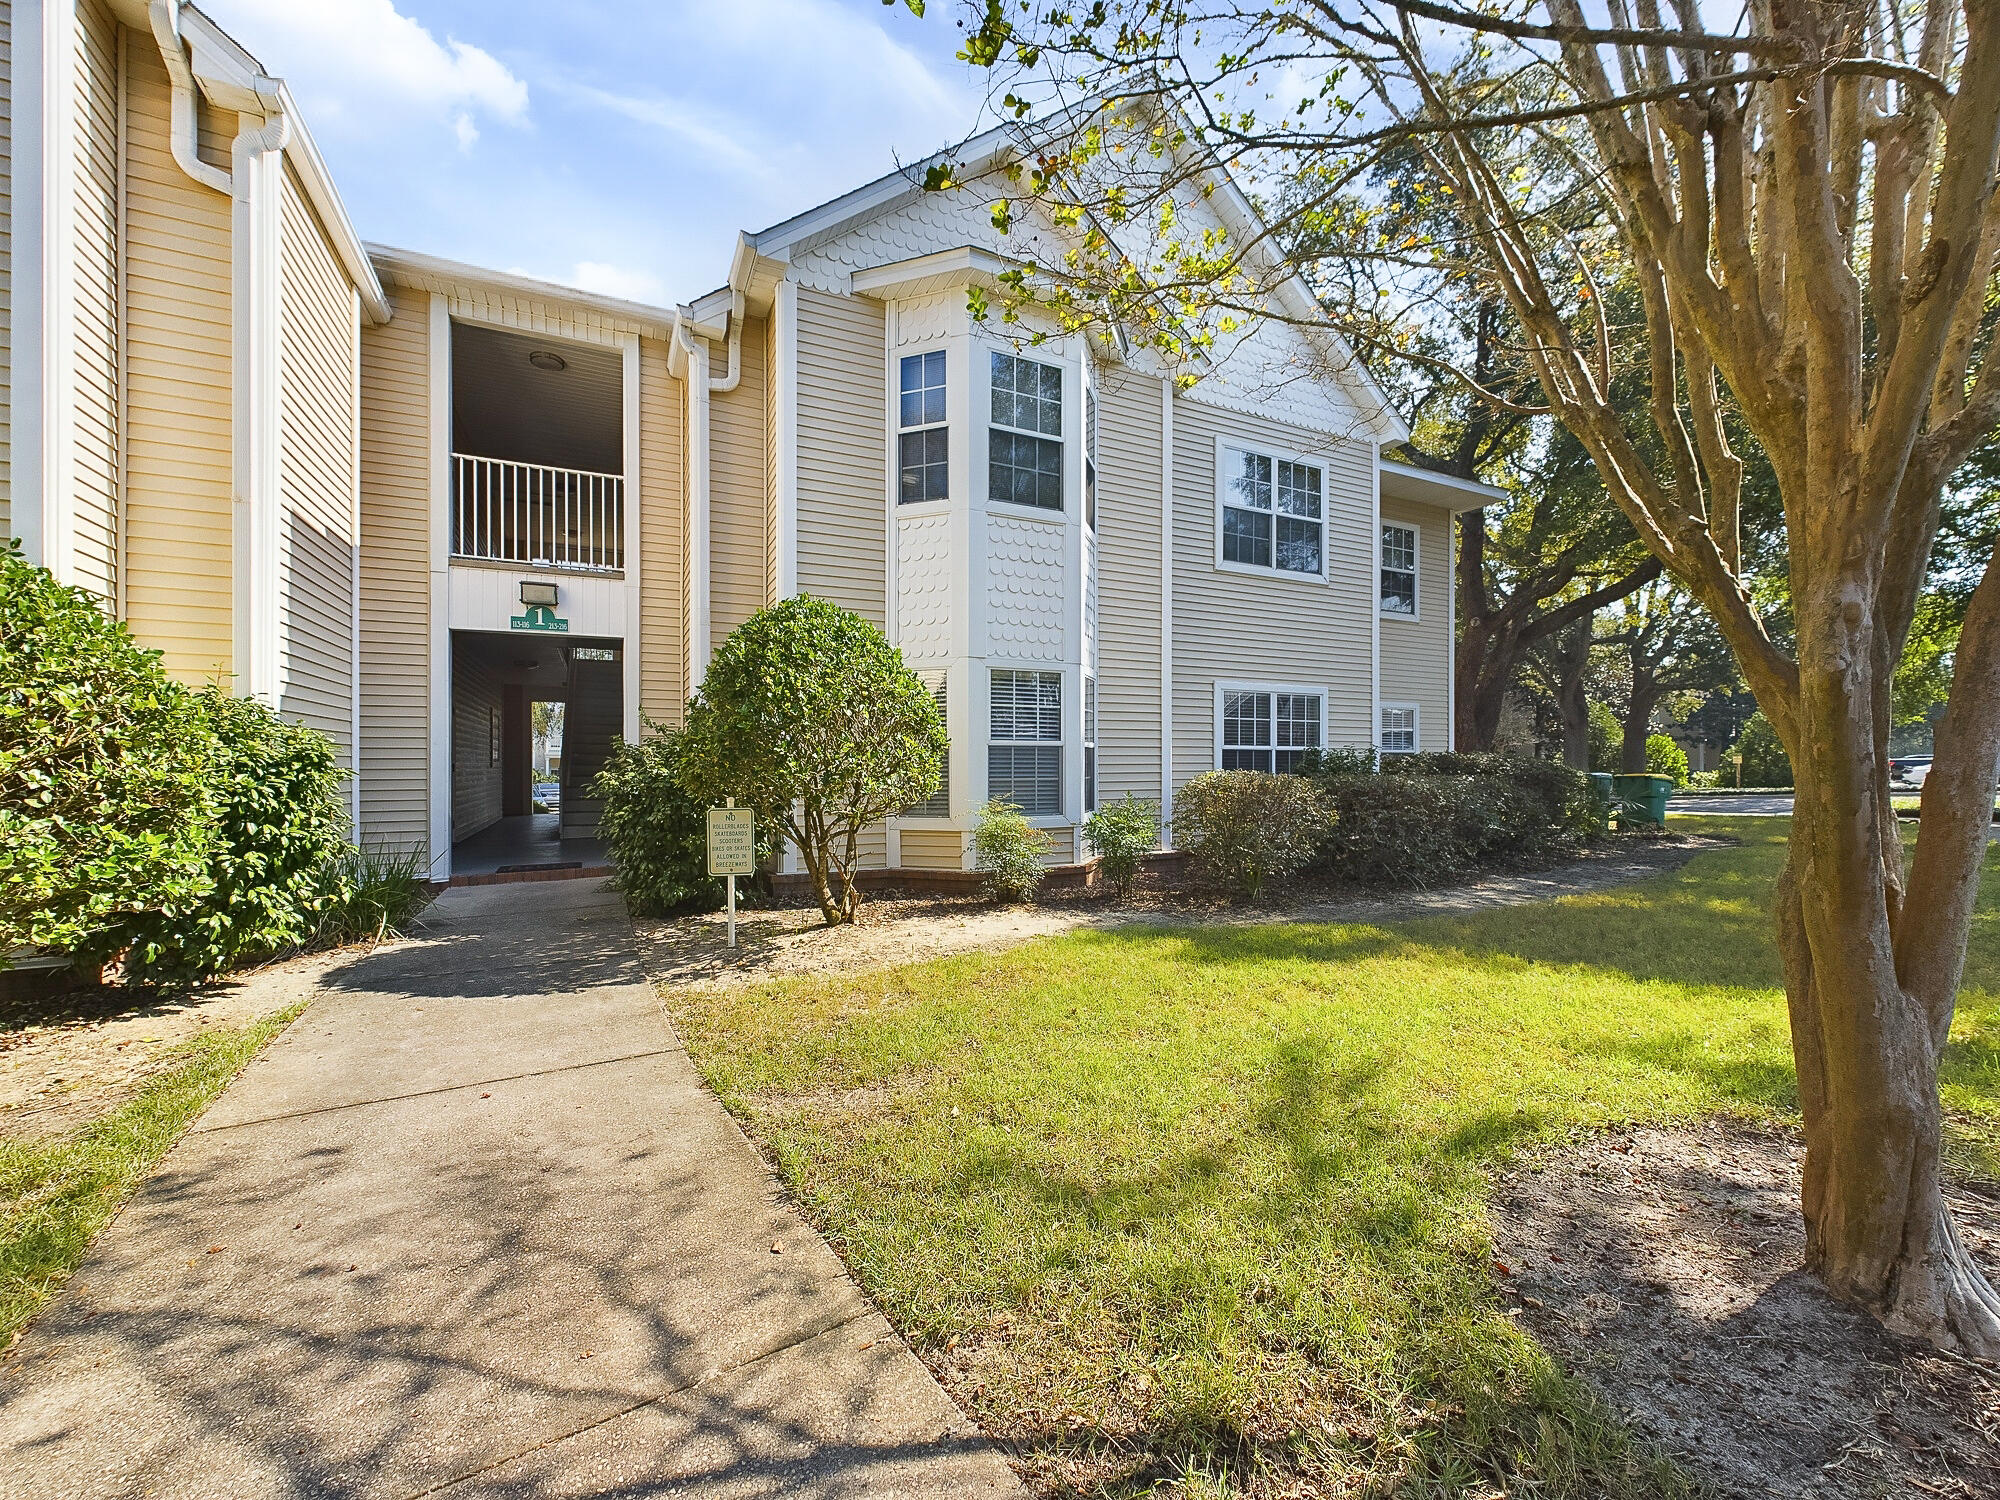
[0, 882, 1024, 1499]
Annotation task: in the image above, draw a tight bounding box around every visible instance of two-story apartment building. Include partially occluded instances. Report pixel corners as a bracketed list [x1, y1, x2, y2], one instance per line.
[4, 0, 1497, 883]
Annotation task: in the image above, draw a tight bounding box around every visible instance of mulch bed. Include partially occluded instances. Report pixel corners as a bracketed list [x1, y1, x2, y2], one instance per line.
[1491, 1119, 2000, 1498]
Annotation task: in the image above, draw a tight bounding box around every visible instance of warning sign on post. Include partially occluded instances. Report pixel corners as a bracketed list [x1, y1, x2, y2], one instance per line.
[706, 807, 756, 877]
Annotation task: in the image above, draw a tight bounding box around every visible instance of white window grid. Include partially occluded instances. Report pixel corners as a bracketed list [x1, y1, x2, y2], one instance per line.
[1217, 684, 1324, 773]
[898, 351, 948, 505]
[989, 352, 1064, 511]
[1084, 676, 1098, 812]
[1218, 442, 1325, 578]
[1381, 521, 1419, 616]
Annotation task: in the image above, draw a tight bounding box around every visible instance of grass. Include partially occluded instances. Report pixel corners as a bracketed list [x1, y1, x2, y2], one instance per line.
[663, 817, 2000, 1498]
[0, 1002, 305, 1347]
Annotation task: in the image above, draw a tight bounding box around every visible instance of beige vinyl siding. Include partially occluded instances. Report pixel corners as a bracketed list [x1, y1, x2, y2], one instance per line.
[450, 648, 503, 840]
[637, 334, 686, 724]
[1170, 397, 1376, 783]
[69, 0, 118, 603]
[358, 283, 432, 854]
[898, 827, 965, 870]
[1095, 363, 1164, 801]
[794, 285, 884, 621]
[120, 34, 233, 683]
[1042, 826, 1075, 865]
[277, 163, 358, 754]
[1378, 495, 1453, 750]
[709, 314, 767, 640]
[0, 0, 12, 536]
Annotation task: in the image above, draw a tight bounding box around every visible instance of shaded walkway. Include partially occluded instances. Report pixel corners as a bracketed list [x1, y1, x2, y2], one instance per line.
[0, 881, 1022, 1499]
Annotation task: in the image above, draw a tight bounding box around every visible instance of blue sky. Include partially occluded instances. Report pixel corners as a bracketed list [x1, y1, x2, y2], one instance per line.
[201, 0, 994, 306]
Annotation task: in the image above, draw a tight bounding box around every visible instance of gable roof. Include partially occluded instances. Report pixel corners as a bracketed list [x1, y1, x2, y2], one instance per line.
[750, 103, 1408, 444]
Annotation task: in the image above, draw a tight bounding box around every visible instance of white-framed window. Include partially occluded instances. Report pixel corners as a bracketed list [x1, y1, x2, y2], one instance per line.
[989, 669, 1063, 815]
[1381, 521, 1419, 616]
[1084, 676, 1098, 812]
[1380, 702, 1420, 755]
[1217, 441, 1325, 578]
[898, 351, 949, 504]
[989, 352, 1063, 511]
[1216, 683, 1324, 773]
[903, 673, 950, 818]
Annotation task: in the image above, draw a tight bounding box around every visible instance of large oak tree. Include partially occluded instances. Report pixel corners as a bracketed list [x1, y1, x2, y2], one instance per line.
[929, 0, 2000, 1353]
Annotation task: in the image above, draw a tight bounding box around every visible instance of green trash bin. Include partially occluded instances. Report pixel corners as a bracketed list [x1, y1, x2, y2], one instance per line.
[1611, 773, 1672, 827]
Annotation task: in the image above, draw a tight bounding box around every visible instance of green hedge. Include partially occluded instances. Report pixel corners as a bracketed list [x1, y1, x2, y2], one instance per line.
[1302, 750, 1598, 889]
[2, 546, 216, 961]
[98, 690, 352, 987]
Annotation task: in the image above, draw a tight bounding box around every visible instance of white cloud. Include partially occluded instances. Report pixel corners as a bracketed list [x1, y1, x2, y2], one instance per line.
[566, 261, 668, 304]
[203, 0, 527, 145]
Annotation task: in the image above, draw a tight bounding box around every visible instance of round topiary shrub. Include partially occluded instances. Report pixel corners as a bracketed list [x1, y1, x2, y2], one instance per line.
[1, 546, 217, 966]
[676, 596, 945, 925]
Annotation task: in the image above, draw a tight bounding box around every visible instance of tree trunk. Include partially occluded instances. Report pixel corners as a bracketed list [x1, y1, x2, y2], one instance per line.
[1777, 604, 2000, 1357]
[1619, 690, 1655, 773]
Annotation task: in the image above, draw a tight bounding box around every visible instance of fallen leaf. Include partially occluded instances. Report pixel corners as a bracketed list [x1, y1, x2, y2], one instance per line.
[1492, 1260, 1512, 1277]
[207, 1246, 225, 1254]
[770, 1241, 784, 1254]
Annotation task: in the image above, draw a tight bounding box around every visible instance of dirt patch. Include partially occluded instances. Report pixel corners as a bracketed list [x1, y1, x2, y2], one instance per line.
[1490, 1120, 2000, 1499]
[637, 834, 1721, 993]
[0, 944, 386, 1138]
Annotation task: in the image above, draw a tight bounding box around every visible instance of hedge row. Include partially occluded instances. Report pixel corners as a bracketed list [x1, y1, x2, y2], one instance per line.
[1176, 751, 1602, 894]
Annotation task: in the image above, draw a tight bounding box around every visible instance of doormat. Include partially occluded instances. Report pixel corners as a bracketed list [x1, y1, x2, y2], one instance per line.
[495, 861, 584, 874]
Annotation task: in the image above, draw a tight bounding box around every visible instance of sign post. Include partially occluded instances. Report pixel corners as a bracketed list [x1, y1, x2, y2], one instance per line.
[705, 799, 756, 948]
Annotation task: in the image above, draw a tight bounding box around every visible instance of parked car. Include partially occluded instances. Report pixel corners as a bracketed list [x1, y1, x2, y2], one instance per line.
[1890, 756, 1932, 788]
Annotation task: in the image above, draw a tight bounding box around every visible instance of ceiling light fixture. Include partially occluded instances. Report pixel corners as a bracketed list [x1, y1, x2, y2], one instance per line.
[528, 349, 567, 372]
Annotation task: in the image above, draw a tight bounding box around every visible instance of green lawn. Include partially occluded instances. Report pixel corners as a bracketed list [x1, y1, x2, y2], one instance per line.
[0, 1003, 305, 1346]
[664, 818, 2000, 1497]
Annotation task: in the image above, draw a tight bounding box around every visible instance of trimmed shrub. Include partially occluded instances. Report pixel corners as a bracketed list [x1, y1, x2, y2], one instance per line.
[102, 690, 350, 988]
[1647, 733, 1691, 787]
[1378, 750, 1599, 840]
[975, 800, 1051, 903]
[1, 547, 216, 965]
[596, 723, 777, 918]
[1173, 770, 1333, 898]
[1733, 711, 1792, 787]
[677, 597, 945, 925]
[1083, 795, 1161, 896]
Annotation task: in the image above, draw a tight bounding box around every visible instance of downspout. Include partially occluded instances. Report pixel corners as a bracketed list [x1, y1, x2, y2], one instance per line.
[151, 0, 291, 707]
[676, 290, 746, 678]
[147, 0, 230, 194]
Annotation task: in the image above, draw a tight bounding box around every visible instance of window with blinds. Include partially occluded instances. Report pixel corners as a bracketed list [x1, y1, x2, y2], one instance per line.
[903, 673, 950, 817]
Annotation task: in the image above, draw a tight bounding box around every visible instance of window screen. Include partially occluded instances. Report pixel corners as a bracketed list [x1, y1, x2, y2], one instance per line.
[1222, 447, 1323, 575]
[1222, 689, 1322, 772]
[1380, 705, 1418, 755]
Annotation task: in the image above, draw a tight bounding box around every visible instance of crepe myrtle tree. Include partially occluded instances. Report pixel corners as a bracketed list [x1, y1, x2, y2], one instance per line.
[910, 0, 2000, 1353]
[676, 595, 945, 926]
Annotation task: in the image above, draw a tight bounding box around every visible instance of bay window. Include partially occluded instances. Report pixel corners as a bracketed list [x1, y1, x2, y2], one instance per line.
[899, 351, 949, 504]
[989, 352, 1064, 511]
[989, 669, 1063, 815]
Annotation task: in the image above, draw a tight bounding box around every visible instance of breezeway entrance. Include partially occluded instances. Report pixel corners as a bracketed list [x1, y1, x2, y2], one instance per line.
[449, 630, 621, 876]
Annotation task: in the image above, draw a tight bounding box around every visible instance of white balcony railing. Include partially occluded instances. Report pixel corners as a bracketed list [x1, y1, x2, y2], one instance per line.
[451, 453, 624, 573]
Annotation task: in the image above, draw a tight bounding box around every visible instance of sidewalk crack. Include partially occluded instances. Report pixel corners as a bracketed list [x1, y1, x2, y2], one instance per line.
[400, 1307, 883, 1499]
